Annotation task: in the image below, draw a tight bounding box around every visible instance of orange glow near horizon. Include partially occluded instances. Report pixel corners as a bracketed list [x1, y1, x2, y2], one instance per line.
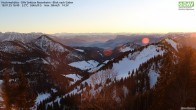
[142, 38, 150, 44]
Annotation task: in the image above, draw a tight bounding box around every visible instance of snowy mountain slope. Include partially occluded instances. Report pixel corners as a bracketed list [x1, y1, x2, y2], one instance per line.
[56, 39, 179, 103]
[0, 41, 29, 54]
[90, 39, 177, 86]
[31, 35, 72, 53]
[29, 35, 102, 64]
[93, 38, 179, 84]
[98, 44, 165, 79]
[117, 46, 163, 79]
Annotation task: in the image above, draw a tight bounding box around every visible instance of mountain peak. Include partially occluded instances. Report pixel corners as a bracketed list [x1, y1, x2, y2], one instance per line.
[37, 35, 54, 42]
[33, 35, 71, 53]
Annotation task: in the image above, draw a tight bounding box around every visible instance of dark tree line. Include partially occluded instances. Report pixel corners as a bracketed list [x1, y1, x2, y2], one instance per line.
[151, 47, 196, 110]
[1, 69, 36, 110]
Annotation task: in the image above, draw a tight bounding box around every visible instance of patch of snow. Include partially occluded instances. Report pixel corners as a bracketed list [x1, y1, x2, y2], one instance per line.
[51, 88, 58, 93]
[75, 49, 84, 52]
[112, 88, 121, 103]
[65, 74, 81, 80]
[165, 39, 178, 51]
[98, 51, 103, 57]
[123, 86, 129, 97]
[120, 47, 133, 52]
[0, 80, 3, 85]
[36, 93, 51, 104]
[65, 88, 82, 96]
[41, 58, 49, 64]
[26, 58, 40, 63]
[69, 60, 99, 71]
[148, 70, 159, 88]
[103, 60, 109, 64]
[25, 58, 49, 64]
[63, 74, 82, 85]
[66, 52, 83, 60]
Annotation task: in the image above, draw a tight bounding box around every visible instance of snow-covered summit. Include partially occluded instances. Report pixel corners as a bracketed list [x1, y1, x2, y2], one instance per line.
[33, 35, 70, 53]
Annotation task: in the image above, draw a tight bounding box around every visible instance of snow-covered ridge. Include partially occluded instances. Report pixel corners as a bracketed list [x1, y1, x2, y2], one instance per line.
[115, 45, 164, 79]
[120, 47, 134, 52]
[0, 41, 27, 54]
[97, 45, 165, 80]
[165, 38, 178, 51]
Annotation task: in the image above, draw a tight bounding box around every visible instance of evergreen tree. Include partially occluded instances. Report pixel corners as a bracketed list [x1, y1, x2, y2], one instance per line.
[12, 70, 36, 110]
[15, 69, 36, 109]
[1, 70, 11, 110]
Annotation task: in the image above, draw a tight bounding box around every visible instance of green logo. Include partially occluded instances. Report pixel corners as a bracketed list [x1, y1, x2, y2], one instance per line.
[179, 1, 194, 8]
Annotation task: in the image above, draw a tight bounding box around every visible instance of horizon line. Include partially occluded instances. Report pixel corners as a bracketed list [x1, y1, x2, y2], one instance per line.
[1, 31, 196, 35]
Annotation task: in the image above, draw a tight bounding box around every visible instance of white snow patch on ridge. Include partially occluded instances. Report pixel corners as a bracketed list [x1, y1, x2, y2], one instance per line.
[75, 49, 84, 52]
[63, 74, 82, 85]
[65, 74, 81, 80]
[36, 93, 51, 104]
[120, 47, 133, 52]
[165, 39, 178, 51]
[148, 69, 159, 88]
[69, 60, 99, 71]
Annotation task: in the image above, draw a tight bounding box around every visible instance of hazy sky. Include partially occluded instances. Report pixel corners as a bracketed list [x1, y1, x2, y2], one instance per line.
[0, 0, 196, 33]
